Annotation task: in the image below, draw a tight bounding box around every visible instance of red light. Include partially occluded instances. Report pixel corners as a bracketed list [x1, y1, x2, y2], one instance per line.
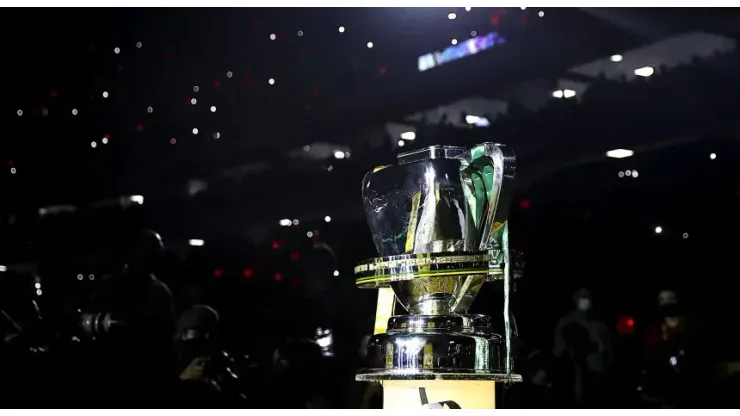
[617, 316, 635, 335]
[136, 124, 144, 132]
[242, 269, 254, 278]
[271, 241, 281, 249]
[289, 252, 300, 261]
[169, 138, 177, 145]
[520, 199, 531, 209]
[214, 79, 221, 88]
[290, 277, 301, 287]
[213, 269, 223, 278]
[274, 273, 283, 282]
[50, 90, 58, 98]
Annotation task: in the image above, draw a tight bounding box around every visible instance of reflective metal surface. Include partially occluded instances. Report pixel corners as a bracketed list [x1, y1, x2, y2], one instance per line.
[356, 143, 521, 382]
[360, 143, 515, 314]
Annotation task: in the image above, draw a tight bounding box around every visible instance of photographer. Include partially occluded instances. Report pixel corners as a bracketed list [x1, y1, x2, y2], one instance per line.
[87, 229, 176, 404]
[175, 305, 246, 407]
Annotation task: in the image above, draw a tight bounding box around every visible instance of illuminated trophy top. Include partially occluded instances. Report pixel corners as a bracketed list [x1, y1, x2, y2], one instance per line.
[356, 143, 516, 316]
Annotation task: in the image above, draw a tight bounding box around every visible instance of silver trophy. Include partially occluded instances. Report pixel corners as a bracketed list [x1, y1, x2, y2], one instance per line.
[355, 143, 522, 382]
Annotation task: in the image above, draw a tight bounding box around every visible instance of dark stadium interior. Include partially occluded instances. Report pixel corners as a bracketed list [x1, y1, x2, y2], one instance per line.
[2, 7, 740, 408]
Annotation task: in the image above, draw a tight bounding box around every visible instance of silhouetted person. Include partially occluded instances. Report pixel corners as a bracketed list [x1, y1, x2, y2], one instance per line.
[88, 229, 176, 405]
[175, 305, 245, 407]
[640, 290, 707, 408]
[554, 288, 613, 407]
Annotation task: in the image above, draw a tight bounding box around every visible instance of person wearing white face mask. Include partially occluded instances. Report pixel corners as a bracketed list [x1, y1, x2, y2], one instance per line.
[553, 288, 614, 407]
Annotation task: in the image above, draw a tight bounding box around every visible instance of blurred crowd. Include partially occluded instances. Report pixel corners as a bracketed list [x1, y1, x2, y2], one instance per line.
[3, 46, 740, 408]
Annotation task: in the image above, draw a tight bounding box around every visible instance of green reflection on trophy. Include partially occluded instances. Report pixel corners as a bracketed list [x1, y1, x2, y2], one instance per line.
[355, 143, 522, 381]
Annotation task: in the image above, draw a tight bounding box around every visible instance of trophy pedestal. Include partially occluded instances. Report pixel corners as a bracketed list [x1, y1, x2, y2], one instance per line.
[382, 380, 496, 409]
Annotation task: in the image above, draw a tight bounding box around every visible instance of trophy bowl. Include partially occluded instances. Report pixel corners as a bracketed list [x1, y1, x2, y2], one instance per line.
[358, 144, 516, 315]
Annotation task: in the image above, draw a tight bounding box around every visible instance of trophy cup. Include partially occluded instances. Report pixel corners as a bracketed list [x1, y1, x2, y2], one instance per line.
[354, 143, 521, 409]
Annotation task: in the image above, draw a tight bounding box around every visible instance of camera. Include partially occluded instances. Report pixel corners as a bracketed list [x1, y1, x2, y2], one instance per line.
[79, 313, 123, 336]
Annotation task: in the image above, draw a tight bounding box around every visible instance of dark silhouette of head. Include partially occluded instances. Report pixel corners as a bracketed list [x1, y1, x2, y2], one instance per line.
[177, 305, 220, 342]
[127, 229, 164, 273]
[573, 288, 593, 312]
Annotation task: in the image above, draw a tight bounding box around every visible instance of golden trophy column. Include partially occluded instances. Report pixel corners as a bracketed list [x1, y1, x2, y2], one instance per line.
[355, 143, 521, 409]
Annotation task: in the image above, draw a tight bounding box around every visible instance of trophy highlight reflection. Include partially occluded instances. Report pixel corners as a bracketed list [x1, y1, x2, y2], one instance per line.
[355, 143, 521, 409]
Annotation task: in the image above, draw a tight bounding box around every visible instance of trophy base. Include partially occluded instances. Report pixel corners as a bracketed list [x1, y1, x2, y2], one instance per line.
[381, 379, 498, 409]
[357, 369, 521, 382]
[360, 314, 521, 382]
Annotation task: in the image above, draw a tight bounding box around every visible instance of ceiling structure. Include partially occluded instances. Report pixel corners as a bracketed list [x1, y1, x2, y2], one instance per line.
[4, 7, 740, 258]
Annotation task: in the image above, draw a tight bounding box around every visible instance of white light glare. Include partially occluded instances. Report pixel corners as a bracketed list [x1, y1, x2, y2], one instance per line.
[279, 219, 292, 226]
[683, 233, 689, 239]
[307, 231, 314, 238]
[324, 216, 332, 223]
[466, 7, 472, 11]
[611, 54, 623, 62]
[338, 26, 345, 33]
[466, 115, 481, 124]
[400, 131, 416, 140]
[333, 270, 340, 277]
[632, 170, 639, 178]
[710, 153, 717, 160]
[451, 39, 458, 45]
[102, 91, 109, 98]
[398, 140, 405, 147]
[210, 106, 217, 113]
[270, 33, 276, 40]
[606, 149, 634, 159]
[538, 11, 544, 17]
[189, 239, 205, 247]
[91, 141, 97, 148]
[0, 265, 6, 272]
[553, 89, 576, 99]
[268, 78, 275, 85]
[36, 289, 43, 296]
[192, 128, 199, 135]
[191, 98, 197, 105]
[448, 13, 457, 20]
[655, 226, 663, 234]
[634, 66, 654, 77]
[130, 195, 144, 205]
[35, 282, 42, 289]
[334, 151, 346, 159]
[367, 42, 374, 49]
